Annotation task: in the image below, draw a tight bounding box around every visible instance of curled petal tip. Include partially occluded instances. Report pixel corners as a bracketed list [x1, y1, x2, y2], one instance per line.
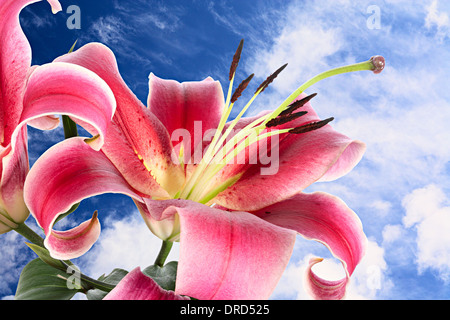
[47, 0, 63, 14]
[84, 134, 102, 150]
[46, 211, 101, 260]
[310, 257, 324, 264]
[370, 55, 385, 74]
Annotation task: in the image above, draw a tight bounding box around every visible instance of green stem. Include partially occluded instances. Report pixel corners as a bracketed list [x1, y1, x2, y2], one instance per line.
[59, 260, 115, 292]
[61, 41, 79, 140]
[154, 240, 173, 267]
[13, 223, 44, 248]
[62, 115, 78, 139]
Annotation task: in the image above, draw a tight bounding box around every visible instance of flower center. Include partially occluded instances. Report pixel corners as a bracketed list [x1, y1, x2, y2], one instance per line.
[176, 40, 385, 204]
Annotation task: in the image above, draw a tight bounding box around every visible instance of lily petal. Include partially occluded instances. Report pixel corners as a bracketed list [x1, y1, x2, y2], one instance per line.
[24, 137, 143, 259]
[253, 192, 367, 300]
[22, 67, 61, 131]
[54, 43, 185, 197]
[18, 62, 116, 151]
[104, 267, 189, 300]
[0, 0, 61, 145]
[305, 257, 348, 300]
[141, 199, 296, 299]
[147, 73, 224, 164]
[4, 60, 116, 229]
[214, 94, 366, 211]
[135, 199, 181, 241]
[46, 212, 101, 260]
[0, 126, 29, 227]
[46, 0, 62, 14]
[26, 115, 60, 130]
[0, 0, 34, 145]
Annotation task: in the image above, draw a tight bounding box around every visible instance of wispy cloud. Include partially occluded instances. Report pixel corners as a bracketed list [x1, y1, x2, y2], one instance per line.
[20, 5, 58, 29]
[425, 0, 450, 41]
[402, 184, 450, 282]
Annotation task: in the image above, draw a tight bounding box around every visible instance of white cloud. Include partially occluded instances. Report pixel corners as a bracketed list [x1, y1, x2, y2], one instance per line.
[20, 5, 57, 29]
[370, 200, 393, 218]
[246, 22, 343, 98]
[425, 0, 450, 40]
[27, 124, 65, 166]
[0, 232, 24, 295]
[382, 224, 403, 244]
[402, 184, 446, 228]
[402, 184, 450, 282]
[89, 16, 127, 45]
[346, 239, 392, 299]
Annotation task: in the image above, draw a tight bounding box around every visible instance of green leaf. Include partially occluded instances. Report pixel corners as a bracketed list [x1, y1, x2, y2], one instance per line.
[25, 242, 65, 270]
[86, 268, 128, 300]
[142, 261, 178, 291]
[15, 258, 80, 300]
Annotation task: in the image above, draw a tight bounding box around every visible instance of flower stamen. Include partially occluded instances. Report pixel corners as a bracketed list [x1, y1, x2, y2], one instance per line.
[255, 63, 288, 94]
[231, 73, 254, 104]
[258, 57, 386, 128]
[266, 111, 308, 128]
[177, 40, 385, 203]
[289, 117, 335, 134]
[279, 93, 317, 117]
[229, 39, 244, 81]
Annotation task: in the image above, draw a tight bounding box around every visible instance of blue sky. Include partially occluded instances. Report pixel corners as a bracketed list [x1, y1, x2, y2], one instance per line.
[1, 0, 450, 300]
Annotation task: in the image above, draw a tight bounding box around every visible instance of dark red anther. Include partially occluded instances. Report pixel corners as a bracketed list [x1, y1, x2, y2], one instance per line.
[231, 73, 254, 103]
[266, 111, 308, 128]
[289, 117, 334, 134]
[255, 63, 288, 94]
[279, 93, 317, 117]
[229, 39, 244, 80]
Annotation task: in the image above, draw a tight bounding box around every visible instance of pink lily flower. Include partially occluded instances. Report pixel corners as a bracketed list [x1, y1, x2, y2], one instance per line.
[24, 39, 384, 299]
[0, 0, 116, 233]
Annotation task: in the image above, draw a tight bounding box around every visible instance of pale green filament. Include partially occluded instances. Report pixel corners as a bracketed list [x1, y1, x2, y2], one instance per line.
[178, 75, 236, 200]
[178, 58, 381, 202]
[259, 60, 377, 128]
[188, 128, 291, 203]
